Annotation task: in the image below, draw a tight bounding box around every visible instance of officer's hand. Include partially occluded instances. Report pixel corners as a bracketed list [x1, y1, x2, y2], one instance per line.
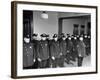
[33, 59, 36, 62]
[67, 50, 69, 53]
[60, 53, 62, 55]
[38, 58, 41, 62]
[79, 54, 82, 57]
[52, 56, 55, 60]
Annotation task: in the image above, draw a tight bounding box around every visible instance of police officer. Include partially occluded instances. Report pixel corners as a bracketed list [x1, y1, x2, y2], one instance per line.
[77, 35, 86, 66]
[83, 34, 88, 56]
[65, 35, 73, 64]
[23, 35, 34, 69]
[46, 34, 50, 42]
[87, 35, 91, 55]
[76, 35, 80, 41]
[71, 35, 78, 61]
[37, 33, 49, 68]
[50, 34, 60, 68]
[59, 33, 67, 67]
[46, 34, 51, 68]
[32, 33, 38, 68]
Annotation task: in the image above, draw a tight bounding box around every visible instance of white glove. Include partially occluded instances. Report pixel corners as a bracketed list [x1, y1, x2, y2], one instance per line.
[79, 54, 82, 57]
[38, 58, 41, 62]
[52, 56, 55, 60]
[67, 50, 69, 53]
[33, 59, 36, 62]
[60, 53, 62, 55]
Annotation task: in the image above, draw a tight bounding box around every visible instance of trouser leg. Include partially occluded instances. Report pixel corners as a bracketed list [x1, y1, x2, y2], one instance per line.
[58, 56, 64, 67]
[52, 58, 57, 68]
[45, 59, 50, 68]
[78, 57, 83, 67]
[38, 60, 47, 68]
[32, 59, 38, 69]
[65, 53, 71, 64]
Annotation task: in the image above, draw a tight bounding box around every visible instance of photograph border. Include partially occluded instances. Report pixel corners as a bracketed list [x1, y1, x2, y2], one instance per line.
[11, 1, 98, 79]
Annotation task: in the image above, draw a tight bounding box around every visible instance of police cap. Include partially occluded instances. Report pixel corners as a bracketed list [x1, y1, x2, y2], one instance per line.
[32, 33, 38, 37]
[53, 34, 58, 38]
[40, 33, 47, 37]
[60, 33, 65, 38]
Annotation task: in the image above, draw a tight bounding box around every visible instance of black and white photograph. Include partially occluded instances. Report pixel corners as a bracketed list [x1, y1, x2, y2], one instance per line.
[11, 1, 97, 78]
[23, 10, 91, 69]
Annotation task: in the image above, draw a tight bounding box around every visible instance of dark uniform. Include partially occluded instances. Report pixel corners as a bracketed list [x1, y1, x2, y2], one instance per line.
[46, 34, 51, 68]
[50, 34, 60, 68]
[83, 34, 88, 56]
[65, 36, 74, 64]
[59, 33, 67, 67]
[87, 35, 91, 55]
[71, 36, 78, 61]
[77, 36, 86, 66]
[31, 34, 38, 68]
[23, 37, 34, 69]
[37, 34, 49, 68]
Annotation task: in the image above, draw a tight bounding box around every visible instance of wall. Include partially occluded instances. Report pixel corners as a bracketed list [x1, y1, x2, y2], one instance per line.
[33, 11, 89, 38]
[33, 11, 58, 39]
[0, 0, 99, 80]
[62, 18, 88, 35]
[58, 12, 90, 18]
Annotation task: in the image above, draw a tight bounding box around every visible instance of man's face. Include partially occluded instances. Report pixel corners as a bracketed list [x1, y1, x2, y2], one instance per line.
[68, 37, 71, 40]
[74, 37, 77, 40]
[33, 36, 37, 40]
[42, 37, 46, 40]
[62, 37, 66, 40]
[79, 37, 83, 41]
[88, 36, 90, 38]
[54, 37, 58, 41]
[77, 35, 79, 38]
[66, 36, 68, 38]
[24, 37, 30, 43]
[84, 35, 87, 38]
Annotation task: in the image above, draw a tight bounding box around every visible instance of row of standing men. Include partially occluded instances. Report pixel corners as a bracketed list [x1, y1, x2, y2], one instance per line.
[23, 33, 91, 69]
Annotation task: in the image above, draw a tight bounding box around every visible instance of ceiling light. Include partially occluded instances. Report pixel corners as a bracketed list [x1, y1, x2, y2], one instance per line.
[41, 11, 48, 19]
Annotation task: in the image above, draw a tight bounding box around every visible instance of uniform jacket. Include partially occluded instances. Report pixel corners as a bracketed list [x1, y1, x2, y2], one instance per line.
[32, 39, 38, 59]
[23, 42, 34, 67]
[37, 40, 49, 60]
[83, 38, 88, 47]
[59, 39, 67, 56]
[72, 39, 78, 52]
[66, 39, 73, 53]
[77, 41, 86, 57]
[50, 40, 60, 58]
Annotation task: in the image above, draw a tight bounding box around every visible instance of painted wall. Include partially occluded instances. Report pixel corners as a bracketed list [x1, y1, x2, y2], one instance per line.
[33, 11, 58, 39]
[62, 18, 89, 35]
[33, 11, 90, 39]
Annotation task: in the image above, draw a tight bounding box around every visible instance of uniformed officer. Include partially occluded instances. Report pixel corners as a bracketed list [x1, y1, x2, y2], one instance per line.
[31, 33, 38, 68]
[77, 35, 86, 66]
[46, 34, 50, 42]
[71, 35, 78, 61]
[87, 35, 91, 55]
[76, 35, 80, 41]
[65, 35, 74, 64]
[50, 34, 60, 68]
[46, 34, 51, 67]
[65, 34, 70, 45]
[83, 34, 88, 56]
[59, 33, 67, 67]
[37, 33, 49, 68]
[23, 35, 34, 69]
